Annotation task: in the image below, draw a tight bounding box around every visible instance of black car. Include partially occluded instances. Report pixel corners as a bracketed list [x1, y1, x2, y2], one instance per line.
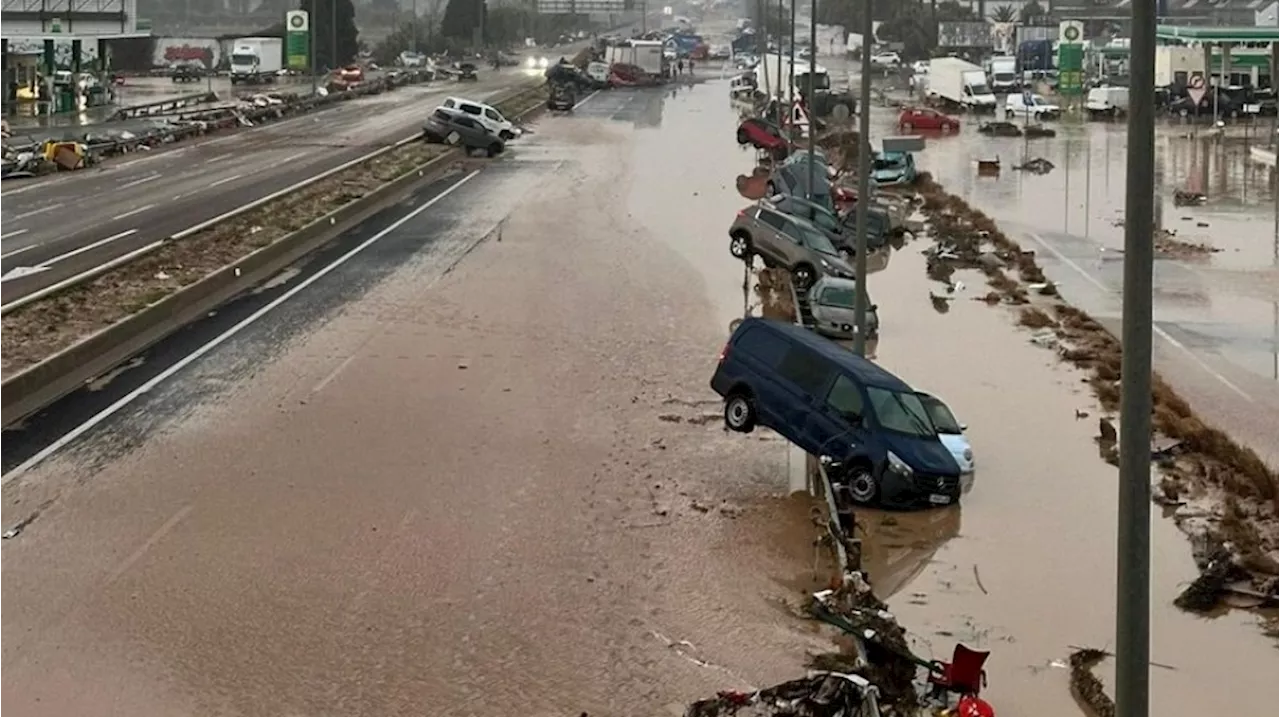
[170, 64, 203, 82]
[423, 107, 505, 157]
[456, 62, 479, 81]
[547, 83, 576, 111]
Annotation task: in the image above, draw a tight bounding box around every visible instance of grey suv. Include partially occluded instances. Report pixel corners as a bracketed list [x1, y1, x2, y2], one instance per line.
[728, 204, 857, 289]
[423, 107, 505, 157]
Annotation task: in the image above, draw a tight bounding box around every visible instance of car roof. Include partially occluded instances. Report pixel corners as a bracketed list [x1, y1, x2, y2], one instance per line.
[737, 318, 911, 390]
[444, 96, 488, 107]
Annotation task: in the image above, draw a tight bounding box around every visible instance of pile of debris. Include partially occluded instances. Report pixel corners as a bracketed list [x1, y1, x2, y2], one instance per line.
[686, 673, 882, 717]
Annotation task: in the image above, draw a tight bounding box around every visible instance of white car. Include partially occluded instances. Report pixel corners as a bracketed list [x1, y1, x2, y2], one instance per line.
[916, 391, 975, 491]
[1005, 92, 1061, 120]
[911, 60, 929, 75]
[871, 51, 902, 68]
[440, 96, 520, 140]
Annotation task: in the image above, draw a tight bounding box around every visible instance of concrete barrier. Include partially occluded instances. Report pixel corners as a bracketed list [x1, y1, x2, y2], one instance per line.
[1, 83, 549, 426]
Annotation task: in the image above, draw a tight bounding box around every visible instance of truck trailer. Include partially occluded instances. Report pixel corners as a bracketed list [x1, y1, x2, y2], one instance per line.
[926, 57, 997, 112]
[229, 37, 284, 85]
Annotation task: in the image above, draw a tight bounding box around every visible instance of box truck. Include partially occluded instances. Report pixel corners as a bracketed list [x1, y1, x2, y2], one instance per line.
[927, 57, 997, 112]
[230, 37, 283, 85]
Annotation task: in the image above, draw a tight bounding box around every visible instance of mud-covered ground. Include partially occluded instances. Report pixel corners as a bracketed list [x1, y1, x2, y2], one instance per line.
[1, 84, 830, 715]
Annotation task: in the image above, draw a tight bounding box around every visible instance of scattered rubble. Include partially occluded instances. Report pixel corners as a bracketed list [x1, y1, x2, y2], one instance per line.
[1068, 648, 1114, 717]
[1012, 157, 1054, 174]
[1153, 230, 1219, 258]
[910, 172, 1280, 620]
[685, 673, 882, 717]
[1, 87, 550, 375]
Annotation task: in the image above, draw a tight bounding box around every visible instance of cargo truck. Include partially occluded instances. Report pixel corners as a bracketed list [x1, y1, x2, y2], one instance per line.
[926, 57, 997, 112]
[986, 55, 1019, 93]
[605, 40, 665, 79]
[230, 37, 284, 85]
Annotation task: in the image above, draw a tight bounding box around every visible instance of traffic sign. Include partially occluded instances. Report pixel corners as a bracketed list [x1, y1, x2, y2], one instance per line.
[1187, 74, 1207, 107]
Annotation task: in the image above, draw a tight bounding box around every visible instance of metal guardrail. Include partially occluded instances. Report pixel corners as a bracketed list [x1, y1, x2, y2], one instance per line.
[111, 92, 219, 120]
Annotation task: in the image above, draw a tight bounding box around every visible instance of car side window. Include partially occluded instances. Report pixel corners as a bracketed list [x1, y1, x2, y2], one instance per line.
[432, 109, 451, 121]
[484, 108, 502, 121]
[825, 375, 865, 421]
[461, 104, 481, 115]
[758, 209, 787, 230]
[777, 217, 804, 243]
[777, 347, 833, 397]
[443, 98, 457, 108]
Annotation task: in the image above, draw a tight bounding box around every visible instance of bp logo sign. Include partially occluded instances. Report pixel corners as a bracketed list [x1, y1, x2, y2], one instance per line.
[1062, 25, 1081, 42]
[287, 10, 309, 31]
[290, 14, 306, 29]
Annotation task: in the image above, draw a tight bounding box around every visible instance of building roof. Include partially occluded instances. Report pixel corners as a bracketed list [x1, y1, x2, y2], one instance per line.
[1155, 24, 1279, 42]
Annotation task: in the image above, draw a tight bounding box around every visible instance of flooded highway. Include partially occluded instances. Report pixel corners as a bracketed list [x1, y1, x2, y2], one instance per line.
[2, 68, 1276, 716]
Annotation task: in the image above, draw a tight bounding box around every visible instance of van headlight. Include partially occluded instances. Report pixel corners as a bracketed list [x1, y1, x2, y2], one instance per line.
[963, 448, 973, 462]
[887, 451, 913, 476]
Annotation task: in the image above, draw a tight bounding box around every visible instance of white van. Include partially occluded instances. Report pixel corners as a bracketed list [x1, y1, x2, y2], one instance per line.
[440, 96, 519, 140]
[1085, 86, 1129, 119]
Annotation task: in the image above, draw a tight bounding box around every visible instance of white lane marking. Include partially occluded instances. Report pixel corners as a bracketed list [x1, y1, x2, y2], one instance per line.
[203, 154, 234, 164]
[278, 151, 309, 164]
[13, 203, 63, 220]
[573, 89, 602, 110]
[111, 204, 155, 221]
[0, 265, 49, 281]
[207, 172, 245, 188]
[2, 169, 482, 485]
[106, 504, 194, 585]
[311, 354, 359, 394]
[1, 229, 30, 240]
[119, 173, 161, 189]
[1026, 232, 1253, 402]
[43, 229, 139, 266]
[1, 244, 36, 260]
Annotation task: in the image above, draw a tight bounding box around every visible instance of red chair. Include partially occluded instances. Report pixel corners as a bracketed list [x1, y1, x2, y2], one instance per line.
[928, 644, 989, 700]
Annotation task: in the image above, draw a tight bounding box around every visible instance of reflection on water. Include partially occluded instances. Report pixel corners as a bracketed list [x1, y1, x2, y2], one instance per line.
[856, 506, 962, 601]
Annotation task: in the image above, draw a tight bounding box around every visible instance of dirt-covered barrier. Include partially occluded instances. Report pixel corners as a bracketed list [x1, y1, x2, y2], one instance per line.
[908, 172, 1279, 618]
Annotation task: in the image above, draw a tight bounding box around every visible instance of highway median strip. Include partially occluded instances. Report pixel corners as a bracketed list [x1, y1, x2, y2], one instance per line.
[1, 84, 549, 418]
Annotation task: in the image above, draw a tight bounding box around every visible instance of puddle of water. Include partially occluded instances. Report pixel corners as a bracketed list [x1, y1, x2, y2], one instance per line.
[858, 243, 1277, 715]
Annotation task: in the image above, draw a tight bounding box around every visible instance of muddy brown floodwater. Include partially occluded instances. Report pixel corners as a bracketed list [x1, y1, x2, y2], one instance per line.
[1, 87, 831, 715]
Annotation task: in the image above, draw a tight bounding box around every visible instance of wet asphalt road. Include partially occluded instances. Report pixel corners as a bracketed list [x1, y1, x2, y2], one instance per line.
[3, 72, 1277, 714]
[0, 71, 544, 305]
[1, 85, 831, 715]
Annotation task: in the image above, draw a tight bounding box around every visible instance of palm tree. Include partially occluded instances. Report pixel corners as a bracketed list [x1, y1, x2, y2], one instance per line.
[992, 4, 1017, 21]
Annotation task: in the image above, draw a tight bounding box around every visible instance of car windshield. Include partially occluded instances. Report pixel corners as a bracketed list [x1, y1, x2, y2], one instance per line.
[789, 218, 839, 255]
[818, 286, 856, 308]
[969, 81, 992, 95]
[873, 155, 905, 170]
[918, 394, 963, 434]
[867, 386, 937, 437]
[231, 53, 256, 64]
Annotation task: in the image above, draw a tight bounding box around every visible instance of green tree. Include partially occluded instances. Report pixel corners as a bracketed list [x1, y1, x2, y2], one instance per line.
[441, 0, 488, 44]
[1019, 0, 1046, 23]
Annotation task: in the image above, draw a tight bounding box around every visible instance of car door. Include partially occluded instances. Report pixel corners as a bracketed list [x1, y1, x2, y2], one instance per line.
[483, 107, 508, 131]
[773, 346, 836, 454]
[770, 211, 808, 267]
[459, 102, 488, 129]
[454, 116, 486, 145]
[809, 373, 870, 459]
[754, 208, 793, 266]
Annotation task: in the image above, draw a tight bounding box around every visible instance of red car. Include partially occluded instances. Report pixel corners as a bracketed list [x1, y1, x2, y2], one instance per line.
[736, 117, 790, 157]
[898, 107, 960, 132]
[340, 65, 364, 83]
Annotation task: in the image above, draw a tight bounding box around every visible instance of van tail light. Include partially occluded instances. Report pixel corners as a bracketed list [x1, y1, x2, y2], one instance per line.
[718, 342, 730, 363]
[736, 210, 746, 218]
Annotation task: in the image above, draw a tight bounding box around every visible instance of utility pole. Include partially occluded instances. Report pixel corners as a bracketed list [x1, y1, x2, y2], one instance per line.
[310, 0, 318, 93]
[411, 0, 418, 54]
[787, 0, 795, 140]
[331, 0, 338, 69]
[850, 0, 872, 356]
[1115, 0, 1156, 713]
[775, 0, 783, 127]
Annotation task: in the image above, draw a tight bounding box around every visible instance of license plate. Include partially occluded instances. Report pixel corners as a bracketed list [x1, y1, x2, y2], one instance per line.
[929, 494, 952, 505]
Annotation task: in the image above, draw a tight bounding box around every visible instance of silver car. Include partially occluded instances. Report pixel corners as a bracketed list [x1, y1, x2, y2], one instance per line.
[808, 276, 879, 340]
[728, 204, 856, 289]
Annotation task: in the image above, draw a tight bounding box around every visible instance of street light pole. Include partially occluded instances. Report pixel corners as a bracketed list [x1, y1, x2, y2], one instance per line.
[310, 0, 318, 94]
[331, 0, 338, 68]
[1115, 0, 1156, 714]
[850, 0, 872, 357]
[787, 0, 795, 139]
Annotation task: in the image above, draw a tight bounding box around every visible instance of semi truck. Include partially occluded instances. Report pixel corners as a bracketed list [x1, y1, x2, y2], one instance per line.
[754, 53, 856, 119]
[229, 37, 284, 85]
[926, 57, 997, 112]
[605, 40, 665, 78]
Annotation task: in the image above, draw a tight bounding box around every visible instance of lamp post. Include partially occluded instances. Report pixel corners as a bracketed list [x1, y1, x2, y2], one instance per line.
[849, 0, 872, 356]
[787, 0, 795, 138]
[310, 0, 318, 94]
[1115, 0, 1157, 713]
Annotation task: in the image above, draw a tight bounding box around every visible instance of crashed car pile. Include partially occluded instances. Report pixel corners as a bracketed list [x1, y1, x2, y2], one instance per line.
[684, 80, 994, 717]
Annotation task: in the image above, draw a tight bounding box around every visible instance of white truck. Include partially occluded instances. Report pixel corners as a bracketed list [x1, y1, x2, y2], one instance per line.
[927, 57, 997, 112]
[753, 53, 855, 118]
[605, 40, 665, 78]
[986, 55, 1019, 93]
[229, 37, 283, 85]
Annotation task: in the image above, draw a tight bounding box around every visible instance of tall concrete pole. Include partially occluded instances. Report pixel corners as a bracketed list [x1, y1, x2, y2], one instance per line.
[1116, 0, 1156, 714]
[850, 0, 872, 357]
[787, 0, 795, 141]
[310, 0, 318, 93]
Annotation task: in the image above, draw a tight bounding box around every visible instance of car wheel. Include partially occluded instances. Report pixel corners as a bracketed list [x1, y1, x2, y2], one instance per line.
[728, 232, 752, 260]
[487, 142, 502, 157]
[830, 102, 851, 121]
[736, 128, 749, 145]
[499, 130, 514, 140]
[1005, 109, 1014, 119]
[791, 263, 816, 291]
[902, 121, 914, 131]
[846, 463, 879, 505]
[724, 392, 757, 433]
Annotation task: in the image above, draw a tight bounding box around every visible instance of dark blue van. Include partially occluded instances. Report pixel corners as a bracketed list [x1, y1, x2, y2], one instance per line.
[710, 318, 963, 508]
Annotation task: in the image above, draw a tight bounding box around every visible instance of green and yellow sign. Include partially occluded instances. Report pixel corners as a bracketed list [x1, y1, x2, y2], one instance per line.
[286, 10, 310, 71]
